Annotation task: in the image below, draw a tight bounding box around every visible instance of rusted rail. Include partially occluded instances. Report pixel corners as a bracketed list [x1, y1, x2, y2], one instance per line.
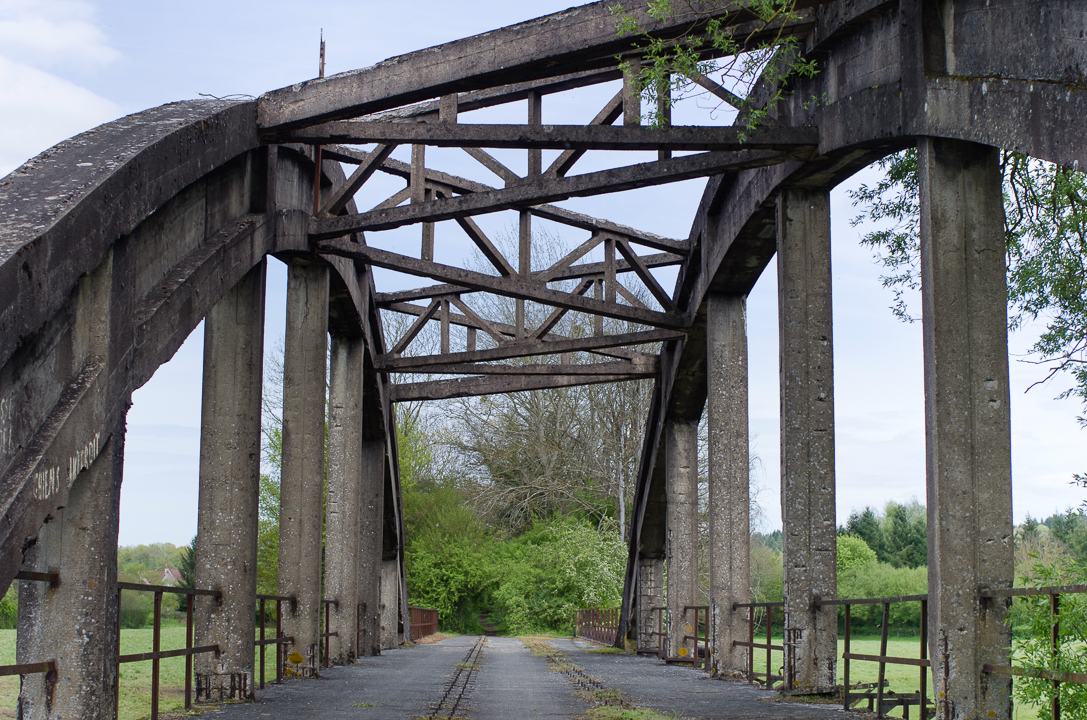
[682, 605, 711, 670]
[256, 593, 295, 687]
[980, 584, 1087, 720]
[732, 600, 785, 688]
[409, 606, 439, 640]
[815, 594, 930, 718]
[575, 607, 621, 645]
[321, 598, 340, 668]
[115, 581, 221, 720]
[0, 571, 58, 683]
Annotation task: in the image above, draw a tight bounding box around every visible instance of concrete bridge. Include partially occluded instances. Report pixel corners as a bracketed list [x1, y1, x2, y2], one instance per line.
[0, 0, 1083, 718]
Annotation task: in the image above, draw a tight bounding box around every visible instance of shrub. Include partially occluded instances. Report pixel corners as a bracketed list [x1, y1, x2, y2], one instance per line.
[0, 587, 16, 629]
[119, 590, 153, 629]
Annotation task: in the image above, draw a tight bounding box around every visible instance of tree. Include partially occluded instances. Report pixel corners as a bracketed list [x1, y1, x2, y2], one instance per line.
[844, 507, 884, 559]
[881, 501, 927, 569]
[177, 536, 196, 611]
[837, 534, 877, 575]
[850, 150, 1087, 485]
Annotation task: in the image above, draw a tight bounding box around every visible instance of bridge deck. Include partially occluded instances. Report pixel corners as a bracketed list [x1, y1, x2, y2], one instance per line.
[201, 636, 844, 719]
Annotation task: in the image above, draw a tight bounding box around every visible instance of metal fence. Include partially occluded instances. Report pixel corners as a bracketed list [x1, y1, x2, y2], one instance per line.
[256, 593, 295, 687]
[409, 606, 439, 640]
[732, 600, 786, 688]
[0, 571, 59, 690]
[575, 607, 620, 645]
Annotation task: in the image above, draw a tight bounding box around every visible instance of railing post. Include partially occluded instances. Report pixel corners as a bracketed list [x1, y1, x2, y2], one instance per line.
[151, 591, 162, 720]
[1052, 593, 1061, 720]
[185, 594, 194, 709]
[843, 603, 852, 710]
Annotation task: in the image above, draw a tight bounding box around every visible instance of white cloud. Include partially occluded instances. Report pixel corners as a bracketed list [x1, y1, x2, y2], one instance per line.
[0, 0, 118, 70]
[0, 55, 119, 175]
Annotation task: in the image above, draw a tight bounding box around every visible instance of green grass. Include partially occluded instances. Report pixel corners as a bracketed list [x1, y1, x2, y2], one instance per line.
[0, 627, 282, 720]
[750, 635, 1042, 720]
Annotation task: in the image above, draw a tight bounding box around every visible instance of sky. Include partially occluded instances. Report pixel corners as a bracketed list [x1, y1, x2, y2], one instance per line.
[0, 0, 1082, 547]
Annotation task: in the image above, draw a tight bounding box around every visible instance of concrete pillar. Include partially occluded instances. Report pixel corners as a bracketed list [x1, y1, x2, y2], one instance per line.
[664, 417, 698, 660]
[193, 261, 266, 697]
[919, 138, 1013, 720]
[324, 334, 364, 664]
[706, 293, 750, 676]
[17, 422, 126, 720]
[776, 188, 836, 691]
[357, 439, 385, 656]
[380, 559, 400, 650]
[636, 556, 664, 653]
[277, 258, 329, 673]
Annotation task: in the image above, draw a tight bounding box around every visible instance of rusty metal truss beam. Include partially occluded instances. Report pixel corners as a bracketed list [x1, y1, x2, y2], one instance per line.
[283, 122, 818, 152]
[390, 371, 653, 402]
[400, 359, 656, 376]
[311, 149, 808, 238]
[317, 240, 684, 329]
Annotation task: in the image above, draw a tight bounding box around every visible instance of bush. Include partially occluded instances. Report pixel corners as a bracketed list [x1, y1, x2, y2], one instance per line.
[119, 590, 153, 629]
[838, 561, 927, 633]
[0, 587, 16, 629]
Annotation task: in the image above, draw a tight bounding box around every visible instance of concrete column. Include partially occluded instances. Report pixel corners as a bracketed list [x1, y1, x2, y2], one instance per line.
[17, 422, 126, 720]
[380, 559, 400, 650]
[776, 188, 836, 691]
[664, 417, 698, 660]
[636, 556, 664, 653]
[277, 258, 329, 673]
[919, 138, 1013, 720]
[324, 334, 364, 664]
[193, 261, 266, 697]
[357, 439, 385, 656]
[706, 293, 750, 676]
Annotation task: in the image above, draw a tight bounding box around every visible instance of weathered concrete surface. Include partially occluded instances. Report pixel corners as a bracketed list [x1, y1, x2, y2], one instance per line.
[706, 293, 750, 675]
[358, 438, 385, 656]
[17, 420, 125, 720]
[380, 559, 401, 650]
[636, 556, 664, 653]
[777, 188, 836, 691]
[919, 137, 1013, 720]
[664, 417, 698, 659]
[471, 637, 589, 720]
[324, 334, 365, 664]
[193, 261, 266, 695]
[277, 258, 330, 670]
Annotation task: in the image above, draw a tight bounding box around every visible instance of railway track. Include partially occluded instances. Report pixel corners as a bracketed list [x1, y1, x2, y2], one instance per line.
[425, 635, 486, 719]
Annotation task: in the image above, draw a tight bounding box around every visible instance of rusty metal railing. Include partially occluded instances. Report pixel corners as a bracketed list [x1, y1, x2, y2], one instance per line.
[320, 598, 340, 668]
[409, 606, 439, 640]
[575, 607, 620, 645]
[815, 594, 930, 718]
[0, 570, 59, 687]
[682, 605, 711, 670]
[980, 584, 1087, 720]
[732, 600, 786, 688]
[116, 581, 222, 720]
[256, 593, 295, 687]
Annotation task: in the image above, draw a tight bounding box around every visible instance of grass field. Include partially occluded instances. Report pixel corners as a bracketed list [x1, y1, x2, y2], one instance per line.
[749, 635, 1042, 720]
[0, 626, 282, 720]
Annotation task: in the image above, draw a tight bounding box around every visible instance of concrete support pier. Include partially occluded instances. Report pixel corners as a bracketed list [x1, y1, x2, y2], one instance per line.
[636, 556, 664, 653]
[380, 559, 401, 650]
[919, 138, 1013, 720]
[277, 258, 330, 672]
[358, 439, 386, 656]
[706, 293, 750, 675]
[324, 334, 365, 664]
[194, 262, 266, 697]
[17, 424, 126, 720]
[664, 418, 698, 660]
[776, 188, 837, 691]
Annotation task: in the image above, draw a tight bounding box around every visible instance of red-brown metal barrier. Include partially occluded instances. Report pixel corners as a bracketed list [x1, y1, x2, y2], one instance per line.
[116, 581, 222, 720]
[409, 606, 439, 639]
[320, 598, 340, 668]
[256, 593, 295, 688]
[815, 594, 930, 718]
[682, 605, 711, 670]
[980, 584, 1087, 720]
[575, 607, 621, 645]
[732, 600, 786, 688]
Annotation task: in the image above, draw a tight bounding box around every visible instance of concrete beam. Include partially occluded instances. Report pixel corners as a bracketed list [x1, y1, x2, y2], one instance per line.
[706, 293, 750, 675]
[277, 258, 330, 673]
[919, 137, 1013, 720]
[636, 557, 664, 654]
[358, 439, 385, 656]
[664, 417, 698, 660]
[194, 261, 266, 696]
[380, 559, 401, 650]
[325, 334, 366, 664]
[777, 188, 836, 691]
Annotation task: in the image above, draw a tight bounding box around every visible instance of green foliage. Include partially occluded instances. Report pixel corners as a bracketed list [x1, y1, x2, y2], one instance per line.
[850, 149, 1087, 472]
[0, 587, 16, 630]
[119, 590, 153, 629]
[117, 543, 184, 584]
[177, 536, 196, 611]
[1011, 556, 1087, 718]
[611, 0, 818, 135]
[837, 534, 877, 574]
[837, 562, 928, 633]
[750, 538, 783, 602]
[492, 516, 627, 635]
[842, 502, 927, 568]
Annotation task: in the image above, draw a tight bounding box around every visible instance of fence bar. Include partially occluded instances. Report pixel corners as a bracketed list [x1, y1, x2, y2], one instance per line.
[184, 595, 193, 709]
[919, 598, 928, 720]
[843, 604, 851, 711]
[1052, 593, 1061, 720]
[151, 591, 162, 720]
[876, 602, 889, 715]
